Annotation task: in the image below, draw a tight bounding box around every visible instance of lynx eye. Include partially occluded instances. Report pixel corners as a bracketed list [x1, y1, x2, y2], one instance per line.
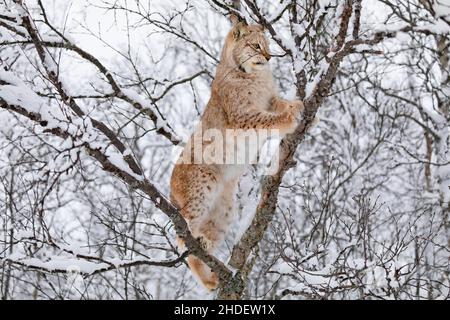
[252, 43, 261, 50]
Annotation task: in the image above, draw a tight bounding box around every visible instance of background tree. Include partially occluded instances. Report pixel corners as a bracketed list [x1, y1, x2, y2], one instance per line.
[0, 0, 449, 300]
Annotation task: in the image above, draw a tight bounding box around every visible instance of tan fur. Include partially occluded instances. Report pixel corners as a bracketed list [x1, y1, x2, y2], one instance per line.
[170, 19, 304, 290]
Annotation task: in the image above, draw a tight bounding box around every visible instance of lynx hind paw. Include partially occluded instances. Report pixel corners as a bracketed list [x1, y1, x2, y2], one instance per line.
[204, 272, 219, 291]
[197, 236, 213, 251]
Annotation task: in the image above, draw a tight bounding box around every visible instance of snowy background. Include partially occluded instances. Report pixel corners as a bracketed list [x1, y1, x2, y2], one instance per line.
[0, 0, 449, 299]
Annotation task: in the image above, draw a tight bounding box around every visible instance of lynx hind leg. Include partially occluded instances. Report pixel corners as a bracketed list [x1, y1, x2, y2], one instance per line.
[200, 179, 237, 247]
[171, 196, 211, 253]
[171, 165, 223, 289]
[187, 216, 227, 291]
[188, 180, 238, 291]
[181, 219, 221, 291]
[171, 166, 219, 230]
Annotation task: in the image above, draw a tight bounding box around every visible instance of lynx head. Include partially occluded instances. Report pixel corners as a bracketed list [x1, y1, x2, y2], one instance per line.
[223, 15, 271, 73]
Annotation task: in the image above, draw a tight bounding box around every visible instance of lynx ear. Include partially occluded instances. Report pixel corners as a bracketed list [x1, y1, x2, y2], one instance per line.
[233, 21, 248, 39]
[230, 14, 240, 26]
[230, 13, 247, 25]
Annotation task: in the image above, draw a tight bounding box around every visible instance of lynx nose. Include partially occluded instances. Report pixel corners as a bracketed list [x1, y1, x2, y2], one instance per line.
[264, 52, 271, 61]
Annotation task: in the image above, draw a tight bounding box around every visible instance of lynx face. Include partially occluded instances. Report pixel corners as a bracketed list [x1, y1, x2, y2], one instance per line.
[231, 23, 271, 73]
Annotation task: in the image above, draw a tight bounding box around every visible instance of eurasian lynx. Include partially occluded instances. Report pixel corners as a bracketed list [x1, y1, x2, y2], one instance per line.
[170, 16, 304, 290]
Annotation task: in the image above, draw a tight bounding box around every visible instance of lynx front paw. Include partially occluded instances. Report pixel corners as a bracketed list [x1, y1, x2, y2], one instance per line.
[289, 100, 305, 114]
[197, 236, 213, 250]
[279, 110, 299, 133]
[204, 272, 219, 291]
